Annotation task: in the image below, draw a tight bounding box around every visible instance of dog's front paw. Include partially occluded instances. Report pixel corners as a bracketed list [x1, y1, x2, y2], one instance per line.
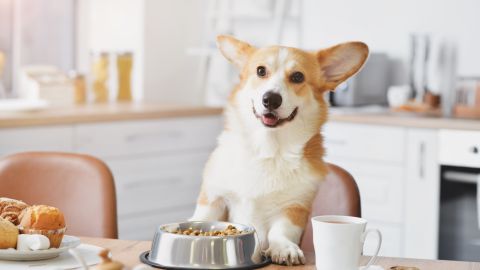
[264, 240, 305, 266]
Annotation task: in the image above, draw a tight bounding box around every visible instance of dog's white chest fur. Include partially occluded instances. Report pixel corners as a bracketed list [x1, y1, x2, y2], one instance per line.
[198, 122, 319, 240]
[209, 127, 317, 198]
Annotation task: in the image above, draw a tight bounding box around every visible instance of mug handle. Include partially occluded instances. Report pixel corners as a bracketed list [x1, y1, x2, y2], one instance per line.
[361, 228, 382, 269]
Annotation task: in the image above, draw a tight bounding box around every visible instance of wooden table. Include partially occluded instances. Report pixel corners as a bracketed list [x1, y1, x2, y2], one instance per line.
[81, 237, 480, 270]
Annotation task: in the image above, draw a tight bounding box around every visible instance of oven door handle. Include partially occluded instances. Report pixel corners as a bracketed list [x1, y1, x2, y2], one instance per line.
[443, 171, 480, 184]
[444, 171, 480, 229]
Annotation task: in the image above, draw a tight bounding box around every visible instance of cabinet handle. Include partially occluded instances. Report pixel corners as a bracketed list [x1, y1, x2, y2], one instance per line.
[472, 146, 479, 154]
[419, 141, 425, 180]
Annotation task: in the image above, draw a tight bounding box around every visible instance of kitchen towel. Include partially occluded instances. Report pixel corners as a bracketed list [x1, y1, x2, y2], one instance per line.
[0, 244, 102, 270]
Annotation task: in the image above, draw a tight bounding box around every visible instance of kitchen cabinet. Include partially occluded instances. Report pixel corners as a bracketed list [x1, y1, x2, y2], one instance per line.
[74, 117, 220, 158]
[323, 122, 406, 163]
[106, 152, 211, 239]
[0, 126, 73, 155]
[323, 122, 441, 259]
[404, 129, 440, 259]
[324, 122, 407, 257]
[0, 115, 223, 240]
[75, 115, 222, 240]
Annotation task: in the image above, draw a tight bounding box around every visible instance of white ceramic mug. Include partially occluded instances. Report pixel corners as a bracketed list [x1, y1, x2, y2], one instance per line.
[387, 85, 411, 108]
[312, 215, 382, 270]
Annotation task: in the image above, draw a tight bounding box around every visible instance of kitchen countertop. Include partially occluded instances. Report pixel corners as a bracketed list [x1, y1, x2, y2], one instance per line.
[0, 103, 479, 130]
[0, 103, 222, 128]
[329, 107, 480, 131]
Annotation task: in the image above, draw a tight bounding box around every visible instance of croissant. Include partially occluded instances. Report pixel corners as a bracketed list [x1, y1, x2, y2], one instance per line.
[0, 198, 29, 225]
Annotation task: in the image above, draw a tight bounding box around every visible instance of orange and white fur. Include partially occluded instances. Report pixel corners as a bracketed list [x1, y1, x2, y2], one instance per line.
[191, 35, 368, 265]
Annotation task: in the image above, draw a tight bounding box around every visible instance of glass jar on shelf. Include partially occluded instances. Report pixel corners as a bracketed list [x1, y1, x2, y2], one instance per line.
[91, 52, 109, 103]
[116, 52, 133, 101]
[69, 71, 86, 104]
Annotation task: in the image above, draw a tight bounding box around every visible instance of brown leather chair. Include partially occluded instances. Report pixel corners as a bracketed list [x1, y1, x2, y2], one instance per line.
[0, 152, 118, 238]
[300, 163, 361, 252]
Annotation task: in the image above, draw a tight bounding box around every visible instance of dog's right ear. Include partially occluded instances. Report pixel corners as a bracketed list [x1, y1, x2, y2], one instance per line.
[217, 35, 256, 69]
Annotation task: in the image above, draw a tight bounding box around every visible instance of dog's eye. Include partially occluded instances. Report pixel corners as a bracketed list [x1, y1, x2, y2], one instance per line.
[257, 66, 267, 78]
[290, 72, 304, 83]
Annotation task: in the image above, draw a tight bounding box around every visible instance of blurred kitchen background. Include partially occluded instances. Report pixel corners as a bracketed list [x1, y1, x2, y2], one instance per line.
[1, 0, 480, 263]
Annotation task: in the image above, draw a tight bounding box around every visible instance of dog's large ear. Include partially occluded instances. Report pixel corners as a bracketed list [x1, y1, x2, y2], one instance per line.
[317, 42, 369, 91]
[217, 35, 256, 69]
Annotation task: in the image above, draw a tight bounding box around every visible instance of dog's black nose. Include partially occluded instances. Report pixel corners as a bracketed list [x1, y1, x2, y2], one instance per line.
[262, 91, 282, 110]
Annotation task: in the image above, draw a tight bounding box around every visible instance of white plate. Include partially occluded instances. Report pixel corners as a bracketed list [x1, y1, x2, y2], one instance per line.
[0, 235, 81, 261]
[0, 99, 49, 112]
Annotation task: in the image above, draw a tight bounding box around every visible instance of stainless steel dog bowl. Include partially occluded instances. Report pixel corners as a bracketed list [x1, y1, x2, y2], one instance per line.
[140, 221, 269, 269]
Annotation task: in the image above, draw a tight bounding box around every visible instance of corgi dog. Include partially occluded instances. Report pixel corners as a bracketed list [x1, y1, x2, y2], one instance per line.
[191, 35, 368, 265]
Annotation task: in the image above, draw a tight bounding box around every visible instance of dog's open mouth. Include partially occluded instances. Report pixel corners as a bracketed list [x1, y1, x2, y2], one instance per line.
[253, 107, 298, 128]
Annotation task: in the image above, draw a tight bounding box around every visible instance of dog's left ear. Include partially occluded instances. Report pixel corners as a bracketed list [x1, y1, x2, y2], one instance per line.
[317, 42, 369, 91]
[217, 35, 256, 69]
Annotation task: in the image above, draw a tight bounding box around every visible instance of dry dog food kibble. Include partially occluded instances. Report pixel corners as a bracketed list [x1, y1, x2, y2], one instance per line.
[170, 225, 243, 236]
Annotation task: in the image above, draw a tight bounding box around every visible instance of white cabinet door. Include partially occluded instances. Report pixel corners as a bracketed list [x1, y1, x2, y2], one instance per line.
[71, 115, 223, 240]
[325, 157, 405, 224]
[74, 116, 222, 158]
[107, 152, 209, 217]
[323, 122, 407, 258]
[404, 129, 440, 259]
[365, 221, 403, 258]
[110, 151, 211, 240]
[0, 126, 73, 155]
[323, 123, 406, 164]
[119, 206, 195, 240]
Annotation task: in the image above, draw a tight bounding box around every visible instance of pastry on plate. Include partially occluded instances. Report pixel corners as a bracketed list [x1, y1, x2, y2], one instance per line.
[0, 217, 19, 249]
[19, 205, 66, 248]
[0, 197, 29, 225]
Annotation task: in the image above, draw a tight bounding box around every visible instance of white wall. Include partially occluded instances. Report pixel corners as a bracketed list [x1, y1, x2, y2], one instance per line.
[302, 0, 480, 78]
[143, 0, 206, 103]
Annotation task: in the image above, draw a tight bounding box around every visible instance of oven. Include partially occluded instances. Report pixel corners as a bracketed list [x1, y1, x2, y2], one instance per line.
[438, 129, 480, 261]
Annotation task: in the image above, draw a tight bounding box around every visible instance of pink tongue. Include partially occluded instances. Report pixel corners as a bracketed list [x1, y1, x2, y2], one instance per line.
[262, 115, 279, 126]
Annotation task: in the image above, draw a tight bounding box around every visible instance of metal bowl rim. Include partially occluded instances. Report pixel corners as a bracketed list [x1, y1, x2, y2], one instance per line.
[157, 221, 256, 239]
[140, 251, 272, 270]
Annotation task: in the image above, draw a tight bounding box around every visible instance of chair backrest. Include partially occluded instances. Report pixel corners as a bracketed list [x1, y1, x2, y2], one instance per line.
[300, 163, 361, 252]
[0, 152, 118, 238]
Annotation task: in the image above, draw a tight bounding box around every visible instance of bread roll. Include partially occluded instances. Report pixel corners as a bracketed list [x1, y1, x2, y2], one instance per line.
[0, 197, 29, 225]
[0, 217, 18, 249]
[19, 205, 66, 248]
[19, 205, 65, 230]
